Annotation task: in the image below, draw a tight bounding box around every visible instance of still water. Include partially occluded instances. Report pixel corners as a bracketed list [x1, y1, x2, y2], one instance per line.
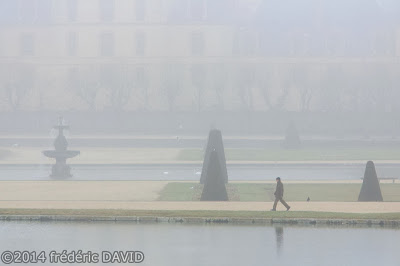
[0, 221, 399, 266]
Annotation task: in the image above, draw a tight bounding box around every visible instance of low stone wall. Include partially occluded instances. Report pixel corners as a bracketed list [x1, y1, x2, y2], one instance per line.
[0, 215, 399, 228]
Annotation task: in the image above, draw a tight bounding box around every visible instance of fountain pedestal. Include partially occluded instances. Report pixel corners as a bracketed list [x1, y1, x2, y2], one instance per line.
[43, 117, 80, 179]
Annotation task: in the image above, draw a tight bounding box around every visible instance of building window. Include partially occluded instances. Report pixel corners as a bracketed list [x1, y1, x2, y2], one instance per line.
[36, 0, 52, 23]
[0, 0, 19, 24]
[135, 32, 146, 56]
[67, 0, 77, 21]
[19, 0, 36, 23]
[233, 28, 256, 56]
[206, 0, 233, 23]
[18, 0, 52, 24]
[99, 0, 115, 22]
[168, 0, 187, 23]
[189, 0, 206, 21]
[67, 32, 77, 56]
[134, 0, 146, 21]
[191, 31, 204, 55]
[100, 32, 114, 56]
[20, 34, 34, 56]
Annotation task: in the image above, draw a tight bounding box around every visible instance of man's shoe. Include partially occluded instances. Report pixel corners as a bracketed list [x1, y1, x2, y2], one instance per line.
[270, 209, 276, 211]
[286, 206, 291, 211]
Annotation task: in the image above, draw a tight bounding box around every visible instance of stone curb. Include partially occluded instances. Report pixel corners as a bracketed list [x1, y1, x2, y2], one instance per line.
[0, 215, 399, 227]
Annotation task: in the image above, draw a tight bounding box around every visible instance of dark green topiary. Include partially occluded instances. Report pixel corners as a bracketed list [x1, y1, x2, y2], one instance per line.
[200, 150, 228, 201]
[283, 121, 301, 149]
[358, 161, 383, 202]
[200, 129, 228, 184]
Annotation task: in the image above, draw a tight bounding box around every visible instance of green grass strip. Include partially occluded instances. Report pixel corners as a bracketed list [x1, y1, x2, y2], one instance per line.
[159, 183, 400, 202]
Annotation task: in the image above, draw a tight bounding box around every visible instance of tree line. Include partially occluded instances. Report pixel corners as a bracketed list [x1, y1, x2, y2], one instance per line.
[1, 62, 399, 113]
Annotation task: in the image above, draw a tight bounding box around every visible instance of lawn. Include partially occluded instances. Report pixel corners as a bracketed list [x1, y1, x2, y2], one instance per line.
[158, 183, 400, 202]
[177, 147, 400, 161]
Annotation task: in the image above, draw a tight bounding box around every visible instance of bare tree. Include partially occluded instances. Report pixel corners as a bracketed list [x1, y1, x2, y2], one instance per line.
[210, 64, 228, 110]
[100, 64, 134, 110]
[318, 65, 346, 112]
[257, 65, 275, 110]
[361, 64, 394, 112]
[258, 65, 292, 111]
[191, 64, 206, 112]
[235, 66, 255, 111]
[344, 67, 363, 112]
[391, 64, 400, 112]
[162, 64, 182, 111]
[2, 64, 35, 111]
[293, 65, 313, 111]
[68, 66, 101, 111]
[135, 66, 149, 110]
[274, 84, 290, 111]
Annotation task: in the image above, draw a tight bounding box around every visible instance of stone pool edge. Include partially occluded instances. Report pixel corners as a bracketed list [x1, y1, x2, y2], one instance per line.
[0, 215, 399, 227]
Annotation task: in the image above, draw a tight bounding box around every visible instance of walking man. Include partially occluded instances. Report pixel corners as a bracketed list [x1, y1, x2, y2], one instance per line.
[271, 177, 291, 211]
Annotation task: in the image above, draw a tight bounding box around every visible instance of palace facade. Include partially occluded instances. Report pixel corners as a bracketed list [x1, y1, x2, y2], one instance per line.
[0, 0, 399, 112]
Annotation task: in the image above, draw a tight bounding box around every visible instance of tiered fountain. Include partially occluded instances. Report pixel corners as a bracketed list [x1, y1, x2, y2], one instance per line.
[43, 117, 80, 179]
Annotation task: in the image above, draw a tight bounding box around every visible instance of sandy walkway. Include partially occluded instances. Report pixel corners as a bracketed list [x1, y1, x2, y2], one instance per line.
[0, 181, 399, 214]
[0, 181, 167, 201]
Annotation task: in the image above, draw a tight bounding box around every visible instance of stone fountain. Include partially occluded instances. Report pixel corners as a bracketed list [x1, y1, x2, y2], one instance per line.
[43, 117, 80, 179]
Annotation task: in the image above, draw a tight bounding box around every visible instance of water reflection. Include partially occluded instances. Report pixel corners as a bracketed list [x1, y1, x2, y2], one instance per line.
[275, 226, 284, 256]
[0, 221, 399, 266]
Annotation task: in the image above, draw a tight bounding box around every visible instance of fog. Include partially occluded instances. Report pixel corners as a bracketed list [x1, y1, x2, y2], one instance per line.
[1, 2, 400, 266]
[1, 0, 400, 176]
[0, 0, 398, 137]
[0, 0, 399, 183]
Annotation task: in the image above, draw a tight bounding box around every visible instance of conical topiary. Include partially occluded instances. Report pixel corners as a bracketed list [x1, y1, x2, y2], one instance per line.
[200, 129, 228, 184]
[200, 150, 228, 201]
[358, 161, 383, 202]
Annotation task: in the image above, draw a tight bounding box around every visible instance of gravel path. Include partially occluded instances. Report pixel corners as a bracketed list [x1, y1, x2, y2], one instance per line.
[0, 181, 168, 201]
[0, 181, 399, 214]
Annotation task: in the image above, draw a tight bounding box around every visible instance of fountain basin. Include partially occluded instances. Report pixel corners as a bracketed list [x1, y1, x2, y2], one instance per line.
[42, 150, 80, 159]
